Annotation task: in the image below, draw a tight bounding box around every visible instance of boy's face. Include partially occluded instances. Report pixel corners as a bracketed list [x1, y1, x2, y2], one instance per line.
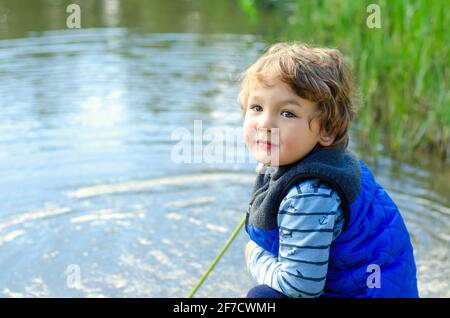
[243, 77, 326, 166]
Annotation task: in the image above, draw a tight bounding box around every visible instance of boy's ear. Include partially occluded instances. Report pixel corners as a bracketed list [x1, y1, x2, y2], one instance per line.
[318, 131, 335, 147]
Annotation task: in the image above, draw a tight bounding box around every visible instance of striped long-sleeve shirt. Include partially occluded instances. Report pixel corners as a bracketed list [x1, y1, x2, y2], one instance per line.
[246, 178, 345, 298]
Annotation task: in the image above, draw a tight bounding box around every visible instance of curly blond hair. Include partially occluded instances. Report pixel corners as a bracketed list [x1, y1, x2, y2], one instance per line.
[238, 42, 356, 149]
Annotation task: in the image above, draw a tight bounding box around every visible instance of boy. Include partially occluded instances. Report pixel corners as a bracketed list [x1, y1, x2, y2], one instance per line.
[239, 42, 418, 298]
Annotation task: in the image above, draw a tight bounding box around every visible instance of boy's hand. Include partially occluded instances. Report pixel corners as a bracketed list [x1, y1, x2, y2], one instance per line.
[244, 240, 258, 262]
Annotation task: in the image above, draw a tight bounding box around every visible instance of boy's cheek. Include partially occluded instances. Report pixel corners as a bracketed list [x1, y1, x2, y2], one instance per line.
[243, 131, 252, 149]
[243, 126, 257, 147]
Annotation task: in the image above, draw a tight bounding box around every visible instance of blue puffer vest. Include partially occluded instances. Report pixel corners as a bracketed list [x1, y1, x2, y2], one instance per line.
[245, 146, 419, 297]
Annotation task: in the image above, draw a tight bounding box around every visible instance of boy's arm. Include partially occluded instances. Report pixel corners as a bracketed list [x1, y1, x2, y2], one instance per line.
[246, 179, 344, 298]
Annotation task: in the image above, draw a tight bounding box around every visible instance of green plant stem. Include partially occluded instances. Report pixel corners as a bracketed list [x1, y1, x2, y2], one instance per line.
[187, 214, 247, 298]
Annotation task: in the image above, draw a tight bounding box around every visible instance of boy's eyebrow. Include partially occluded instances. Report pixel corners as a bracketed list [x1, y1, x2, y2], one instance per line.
[249, 95, 304, 108]
[277, 99, 303, 108]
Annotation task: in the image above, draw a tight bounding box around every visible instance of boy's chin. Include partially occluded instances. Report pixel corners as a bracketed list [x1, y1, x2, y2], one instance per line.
[254, 154, 280, 166]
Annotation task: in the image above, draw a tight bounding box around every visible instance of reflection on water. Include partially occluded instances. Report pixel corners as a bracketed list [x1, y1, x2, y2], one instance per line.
[0, 0, 448, 297]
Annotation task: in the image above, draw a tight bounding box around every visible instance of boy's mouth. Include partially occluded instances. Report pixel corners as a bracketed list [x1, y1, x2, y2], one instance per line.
[257, 139, 275, 149]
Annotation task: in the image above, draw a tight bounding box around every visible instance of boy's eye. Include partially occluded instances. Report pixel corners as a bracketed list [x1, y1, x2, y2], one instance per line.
[281, 110, 296, 118]
[250, 105, 263, 112]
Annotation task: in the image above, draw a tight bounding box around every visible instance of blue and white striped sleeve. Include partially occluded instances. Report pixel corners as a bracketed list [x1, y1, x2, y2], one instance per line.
[246, 178, 345, 298]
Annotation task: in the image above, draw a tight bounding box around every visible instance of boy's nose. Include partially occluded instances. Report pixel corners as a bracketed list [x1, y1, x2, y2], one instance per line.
[257, 113, 276, 131]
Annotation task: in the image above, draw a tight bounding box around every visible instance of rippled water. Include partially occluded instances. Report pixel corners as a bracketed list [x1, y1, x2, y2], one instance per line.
[0, 11, 449, 298]
[0, 28, 267, 297]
